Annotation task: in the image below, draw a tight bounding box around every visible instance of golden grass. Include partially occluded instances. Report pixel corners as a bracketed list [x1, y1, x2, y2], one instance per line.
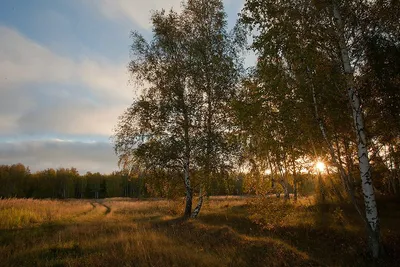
[0, 199, 93, 229]
[0, 196, 399, 266]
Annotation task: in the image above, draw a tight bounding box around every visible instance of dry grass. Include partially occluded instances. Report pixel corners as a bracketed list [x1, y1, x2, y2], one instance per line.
[0, 196, 399, 266]
[0, 199, 93, 229]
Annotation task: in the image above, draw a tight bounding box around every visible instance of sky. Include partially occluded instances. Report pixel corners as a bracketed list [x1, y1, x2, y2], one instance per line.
[0, 0, 248, 174]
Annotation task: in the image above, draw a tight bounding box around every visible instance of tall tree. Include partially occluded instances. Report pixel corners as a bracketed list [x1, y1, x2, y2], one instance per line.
[331, 1, 380, 257]
[239, 0, 396, 257]
[113, 0, 243, 218]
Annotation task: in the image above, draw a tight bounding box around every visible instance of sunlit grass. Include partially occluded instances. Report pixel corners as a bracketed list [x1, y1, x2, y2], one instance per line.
[0, 196, 399, 266]
[0, 199, 93, 229]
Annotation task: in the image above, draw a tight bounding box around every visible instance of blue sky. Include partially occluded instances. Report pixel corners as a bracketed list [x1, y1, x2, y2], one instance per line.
[0, 0, 248, 174]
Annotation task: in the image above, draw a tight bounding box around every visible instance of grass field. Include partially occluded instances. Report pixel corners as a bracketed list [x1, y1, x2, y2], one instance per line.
[0, 196, 399, 266]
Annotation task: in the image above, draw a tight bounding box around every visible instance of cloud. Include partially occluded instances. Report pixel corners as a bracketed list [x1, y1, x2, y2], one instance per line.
[0, 1, 247, 173]
[0, 26, 131, 102]
[0, 26, 74, 86]
[93, 0, 182, 30]
[78, 58, 131, 101]
[16, 98, 125, 136]
[90, 0, 242, 30]
[0, 140, 118, 174]
[0, 26, 134, 136]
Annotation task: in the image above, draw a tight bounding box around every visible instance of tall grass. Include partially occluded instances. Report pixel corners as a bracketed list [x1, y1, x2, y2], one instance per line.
[0, 196, 399, 266]
[0, 198, 93, 229]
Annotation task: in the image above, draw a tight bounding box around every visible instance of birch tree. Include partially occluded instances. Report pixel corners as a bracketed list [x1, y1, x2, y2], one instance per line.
[240, 0, 393, 257]
[114, 0, 243, 218]
[330, 0, 380, 257]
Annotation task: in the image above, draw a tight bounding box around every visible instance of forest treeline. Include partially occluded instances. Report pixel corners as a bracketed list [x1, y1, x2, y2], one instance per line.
[0, 164, 244, 199]
[0, 160, 396, 200]
[0, 163, 323, 199]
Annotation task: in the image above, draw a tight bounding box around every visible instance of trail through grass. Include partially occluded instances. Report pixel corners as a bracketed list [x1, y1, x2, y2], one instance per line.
[0, 196, 399, 266]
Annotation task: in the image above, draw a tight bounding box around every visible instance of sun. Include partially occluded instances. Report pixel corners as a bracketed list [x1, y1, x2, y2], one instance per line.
[315, 161, 326, 173]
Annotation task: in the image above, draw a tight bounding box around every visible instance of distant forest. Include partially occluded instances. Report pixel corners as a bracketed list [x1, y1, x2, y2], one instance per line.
[0, 163, 244, 199]
[0, 162, 394, 201]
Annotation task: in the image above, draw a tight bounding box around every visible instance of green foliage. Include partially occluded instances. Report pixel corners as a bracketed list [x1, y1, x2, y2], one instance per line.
[113, 0, 245, 217]
[0, 164, 30, 198]
[0, 164, 246, 199]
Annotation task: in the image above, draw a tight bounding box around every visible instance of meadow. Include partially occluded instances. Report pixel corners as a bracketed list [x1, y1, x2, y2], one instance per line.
[0, 196, 399, 267]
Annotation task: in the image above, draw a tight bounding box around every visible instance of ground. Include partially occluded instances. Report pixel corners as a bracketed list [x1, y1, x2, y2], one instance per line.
[0, 196, 399, 266]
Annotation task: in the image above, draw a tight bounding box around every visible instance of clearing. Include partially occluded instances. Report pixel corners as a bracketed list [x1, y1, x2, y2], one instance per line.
[0, 196, 399, 266]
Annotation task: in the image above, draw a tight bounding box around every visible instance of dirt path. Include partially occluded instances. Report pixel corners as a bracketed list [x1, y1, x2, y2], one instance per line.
[70, 201, 111, 222]
[96, 201, 111, 215]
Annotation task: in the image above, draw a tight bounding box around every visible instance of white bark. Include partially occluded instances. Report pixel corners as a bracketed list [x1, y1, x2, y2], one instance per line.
[332, 1, 380, 258]
[191, 188, 204, 218]
[184, 161, 192, 218]
[183, 100, 192, 218]
[311, 74, 366, 225]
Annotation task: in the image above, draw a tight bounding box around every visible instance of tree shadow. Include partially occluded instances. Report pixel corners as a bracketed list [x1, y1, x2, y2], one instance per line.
[0, 223, 66, 246]
[150, 203, 399, 267]
[150, 209, 322, 266]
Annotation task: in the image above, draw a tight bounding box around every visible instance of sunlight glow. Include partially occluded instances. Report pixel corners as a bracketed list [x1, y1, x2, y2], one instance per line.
[315, 161, 326, 173]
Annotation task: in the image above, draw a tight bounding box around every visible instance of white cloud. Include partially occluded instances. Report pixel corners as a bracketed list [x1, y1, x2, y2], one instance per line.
[0, 26, 134, 136]
[78, 58, 131, 101]
[0, 26, 132, 102]
[0, 26, 74, 86]
[17, 101, 125, 136]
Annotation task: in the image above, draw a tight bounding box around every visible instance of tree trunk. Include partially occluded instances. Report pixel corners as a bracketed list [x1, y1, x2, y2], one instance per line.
[182, 95, 193, 218]
[278, 169, 290, 200]
[267, 154, 280, 198]
[291, 156, 298, 201]
[395, 154, 400, 195]
[191, 188, 204, 218]
[332, 1, 380, 258]
[283, 180, 290, 200]
[389, 145, 398, 195]
[191, 196, 203, 218]
[183, 162, 192, 218]
[311, 67, 375, 251]
[343, 139, 356, 187]
[318, 173, 325, 203]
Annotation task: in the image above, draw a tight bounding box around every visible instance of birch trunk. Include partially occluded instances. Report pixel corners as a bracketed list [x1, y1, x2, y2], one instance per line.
[283, 180, 290, 200]
[311, 72, 368, 232]
[184, 162, 192, 218]
[389, 145, 398, 195]
[291, 157, 298, 201]
[191, 188, 204, 218]
[183, 104, 192, 218]
[318, 172, 325, 203]
[277, 161, 290, 200]
[343, 139, 356, 187]
[191, 196, 203, 218]
[332, 1, 380, 258]
[267, 154, 280, 198]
